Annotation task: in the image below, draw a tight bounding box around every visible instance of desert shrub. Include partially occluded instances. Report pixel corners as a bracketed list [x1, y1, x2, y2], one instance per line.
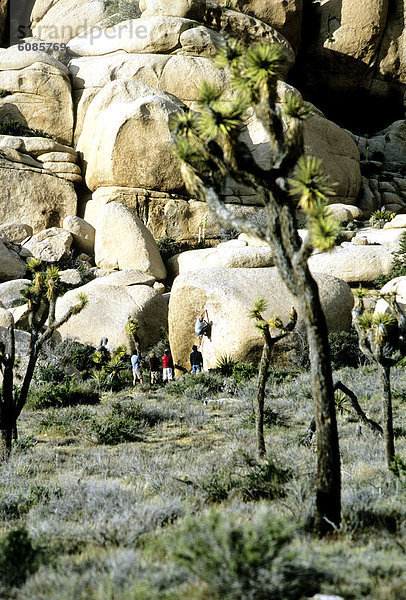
[199, 468, 234, 503]
[197, 453, 290, 504]
[299, 328, 366, 371]
[0, 89, 11, 98]
[169, 507, 322, 600]
[37, 405, 93, 435]
[369, 207, 395, 229]
[235, 452, 291, 501]
[90, 401, 167, 445]
[216, 354, 237, 377]
[0, 526, 43, 590]
[374, 231, 406, 288]
[328, 328, 367, 369]
[0, 119, 50, 138]
[35, 364, 68, 384]
[157, 236, 192, 262]
[27, 380, 99, 409]
[61, 341, 95, 374]
[166, 372, 224, 398]
[231, 362, 258, 383]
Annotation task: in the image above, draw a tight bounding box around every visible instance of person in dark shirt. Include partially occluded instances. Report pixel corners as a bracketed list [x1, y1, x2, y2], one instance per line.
[190, 345, 203, 374]
[149, 352, 160, 384]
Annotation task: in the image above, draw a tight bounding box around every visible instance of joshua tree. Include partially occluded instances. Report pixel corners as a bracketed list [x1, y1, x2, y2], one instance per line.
[0, 258, 88, 462]
[352, 289, 406, 470]
[171, 41, 341, 534]
[248, 298, 297, 458]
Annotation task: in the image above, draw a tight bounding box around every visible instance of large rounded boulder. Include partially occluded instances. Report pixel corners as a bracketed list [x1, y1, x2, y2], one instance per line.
[169, 267, 354, 372]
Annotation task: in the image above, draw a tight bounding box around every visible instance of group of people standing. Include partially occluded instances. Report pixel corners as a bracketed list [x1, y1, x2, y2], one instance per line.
[128, 309, 212, 386]
[131, 348, 174, 386]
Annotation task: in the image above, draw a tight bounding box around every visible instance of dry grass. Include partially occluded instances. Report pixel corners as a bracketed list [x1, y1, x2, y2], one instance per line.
[0, 366, 405, 598]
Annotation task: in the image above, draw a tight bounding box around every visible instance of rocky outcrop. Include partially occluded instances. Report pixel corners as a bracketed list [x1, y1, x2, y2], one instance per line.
[169, 267, 354, 372]
[170, 245, 274, 276]
[0, 279, 30, 308]
[308, 244, 394, 283]
[0, 47, 74, 144]
[0, 223, 33, 243]
[55, 279, 168, 350]
[85, 186, 268, 242]
[0, 241, 27, 282]
[93, 201, 166, 279]
[22, 227, 73, 262]
[140, 0, 206, 20]
[209, 0, 303, 51]
[31, 0, 113, 43]
[77, 80, 185, 192]
[301, 0, 405, 99]
[63, 216, 95, 254]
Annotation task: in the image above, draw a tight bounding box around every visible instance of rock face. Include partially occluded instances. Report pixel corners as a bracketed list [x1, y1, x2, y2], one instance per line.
[0, 223, 33, 243]
[212, 0, 303, 51]
[308, 245, 394, 283]
[140, 0, 206, 20]
[0, 47, 74, 144]
[0, 279, 30, 308]
[77, 80, 185, 192]
[0, 135, 78, 232]
[85, 186, 268, 242]
[304, 115, 361, 205]
[63, 216, 95, 254]
[69, 53, 230, 140]
[23, 227, 73, 262]
[94, 201, 166, 279]
[172, 246, 274, 276]
[55, 280, 168, 350]
[0, 241, 27, 282]
[375, 276, 406, 314]
[169, 267, 354, 372]
[31, 0, 112, 43]
[68, 16, 200, 56]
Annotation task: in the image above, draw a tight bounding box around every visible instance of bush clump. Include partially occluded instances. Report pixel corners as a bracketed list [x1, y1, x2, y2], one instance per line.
[170, 508, 322, 600]
[0, 526, 43, 591]
[90, 401, 166, 445]
[0, 119, 50, 138]
[198, 453, 291, 504]
[27, 380, 99, 409]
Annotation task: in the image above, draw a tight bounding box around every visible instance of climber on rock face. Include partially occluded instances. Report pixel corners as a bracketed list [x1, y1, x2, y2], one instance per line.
[194, 310, 212, 341]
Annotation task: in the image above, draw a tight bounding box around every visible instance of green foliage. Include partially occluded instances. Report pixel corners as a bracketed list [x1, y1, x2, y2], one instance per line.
[0, 119, 51, 138]
[328, 329, 367, 369]
[169, 508, 321, 600]
[27, 379, 99, 409]
[369, 207, 395, 229]
[59, 341, 95, 374]
[0, 526, 42, 589]
[157, 236, 192, 262]
[236, 452, 291, 501]
[90, 401, 163, 445]
[231, 362, 258, 383]
[166, 372, 224, 398]
[198, 452, 291, 504]
[216, 354, 237, 377]
[374, 231, 406, 288]
[0, 89, 10, 98]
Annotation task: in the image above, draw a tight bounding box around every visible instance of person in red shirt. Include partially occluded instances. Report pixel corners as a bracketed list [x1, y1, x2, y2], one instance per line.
[162, 349, 173, 383]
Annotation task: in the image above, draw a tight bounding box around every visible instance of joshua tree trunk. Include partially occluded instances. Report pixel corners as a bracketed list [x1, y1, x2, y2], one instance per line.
[255, 338, 271, 458]
[378, 363, 395, 469]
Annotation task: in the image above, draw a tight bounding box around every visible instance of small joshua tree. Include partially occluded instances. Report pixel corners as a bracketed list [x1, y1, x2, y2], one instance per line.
[248, 298, 297, 458]
[352, 288, 406, 470]
[0, 258, 88, 462]
[171, 41, 341, 534]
